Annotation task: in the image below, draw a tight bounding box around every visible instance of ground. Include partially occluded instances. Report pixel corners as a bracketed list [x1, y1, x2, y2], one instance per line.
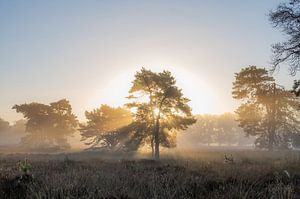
[0, 149, 299, 199]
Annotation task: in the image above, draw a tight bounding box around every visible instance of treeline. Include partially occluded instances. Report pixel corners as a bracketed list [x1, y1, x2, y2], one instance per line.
[178, 113, 254, 148]
[2, 0, 300, 155]
[0, 119, 26, 146]
[1, 66, 300, 155]
[0, 68, 196, 159]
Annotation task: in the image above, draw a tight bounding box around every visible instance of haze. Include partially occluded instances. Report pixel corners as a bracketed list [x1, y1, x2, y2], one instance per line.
[1, 1, 300, 198]
[0, 0, 296, 123]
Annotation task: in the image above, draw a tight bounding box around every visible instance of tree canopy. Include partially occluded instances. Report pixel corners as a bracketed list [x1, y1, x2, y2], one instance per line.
[80, 105, 132, 150]
[127, 68, 196, 158]
[13, 99, 78, 152]
[232, 66, 300, 150]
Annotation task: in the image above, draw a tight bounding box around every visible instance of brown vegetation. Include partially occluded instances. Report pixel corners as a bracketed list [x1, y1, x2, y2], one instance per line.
[0, 150, 299, 199]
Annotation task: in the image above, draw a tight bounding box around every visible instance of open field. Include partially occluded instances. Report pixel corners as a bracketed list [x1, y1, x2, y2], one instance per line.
[0, 150, 299, 199]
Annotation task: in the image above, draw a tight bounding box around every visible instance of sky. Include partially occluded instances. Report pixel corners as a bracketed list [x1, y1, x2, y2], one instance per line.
[0, 0, 298, 123]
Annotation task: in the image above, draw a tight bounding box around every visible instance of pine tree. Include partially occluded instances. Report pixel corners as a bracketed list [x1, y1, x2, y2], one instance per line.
[232, 66, 300, 150]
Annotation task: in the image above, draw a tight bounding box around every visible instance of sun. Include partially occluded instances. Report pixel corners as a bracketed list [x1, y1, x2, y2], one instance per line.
[162, 66, 220, 115]
[87, 66, 220, 115]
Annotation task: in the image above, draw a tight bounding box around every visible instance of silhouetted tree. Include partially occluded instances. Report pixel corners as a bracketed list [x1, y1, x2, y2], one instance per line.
[232, 66, 300, 150]
[123, 103, 156, 153]
[80, 105, 132, 150]
[270, 0, 300, 74]
[13, 99, 78, 152]
[127, 68, 196, 159]
[116, 102, 181, 154]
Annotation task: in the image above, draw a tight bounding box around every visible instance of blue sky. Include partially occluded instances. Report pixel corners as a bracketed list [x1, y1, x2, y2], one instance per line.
[0, 0, 297, 122]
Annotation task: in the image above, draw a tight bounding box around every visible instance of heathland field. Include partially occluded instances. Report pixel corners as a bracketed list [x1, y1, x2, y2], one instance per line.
[0, 150, 299, 199]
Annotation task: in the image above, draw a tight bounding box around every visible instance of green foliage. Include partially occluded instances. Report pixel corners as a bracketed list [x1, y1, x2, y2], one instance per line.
[64, 155, 70, 162]
[13, 99, 78, 152]
[18, 159, 32, 175]
[232, 66, 300, 150]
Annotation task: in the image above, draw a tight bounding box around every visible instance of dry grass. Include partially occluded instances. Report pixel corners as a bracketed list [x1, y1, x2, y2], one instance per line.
[0, 150, 299, 199]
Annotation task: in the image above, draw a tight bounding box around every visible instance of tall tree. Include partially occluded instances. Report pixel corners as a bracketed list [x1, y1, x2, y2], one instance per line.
[269, 1, 300, 148]
[13, 99, 78, 152]
[80, 105, 132, 150]
[128, 68, 196, 159]
[232, 66, 300, 150]
[269, 0, 300, 74]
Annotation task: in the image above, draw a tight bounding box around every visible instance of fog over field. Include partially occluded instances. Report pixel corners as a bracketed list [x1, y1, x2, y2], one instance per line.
[1, 0, 300, 198]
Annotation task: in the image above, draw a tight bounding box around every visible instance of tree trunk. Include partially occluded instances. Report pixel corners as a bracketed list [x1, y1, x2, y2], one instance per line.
[268, 130, 275, 151]
[151, 137, 154, 158]
[154, 97, 166, 160]
[268, 83, 277, 151]
[154, 113, 160, 160]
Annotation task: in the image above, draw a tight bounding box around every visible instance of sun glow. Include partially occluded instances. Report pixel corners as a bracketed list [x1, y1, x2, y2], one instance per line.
[87, 66, 220, 115]
[153, 108, 160, 117]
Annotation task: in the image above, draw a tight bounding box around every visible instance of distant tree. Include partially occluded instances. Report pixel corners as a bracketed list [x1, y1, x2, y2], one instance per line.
[269, 0, 300, 75]
[80, 105, 132, 150]
[185, 115, 217, 146]
[11, 119, 26, 133]
[215, 113, 241, 146]
[127, 68, 196, 159]
[0, 119, 26, 146]
[0, 117, 10, 133]
[9, 120, 26, 144]
[13, 99, 78, 152]
[232, 66, 300, 150]
[180, 113, 253, 148]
